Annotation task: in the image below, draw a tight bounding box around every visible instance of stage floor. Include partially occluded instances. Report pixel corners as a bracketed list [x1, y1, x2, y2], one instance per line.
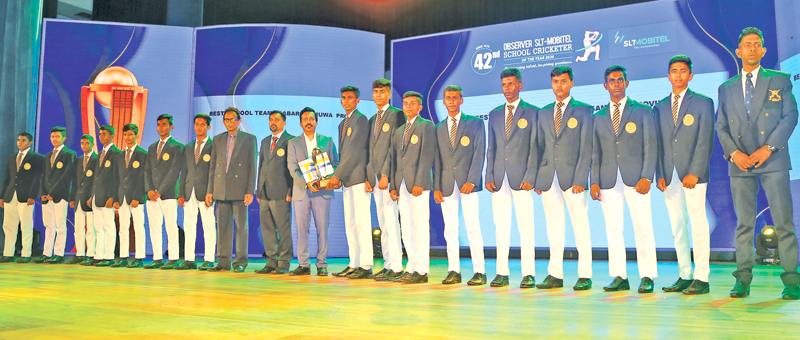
[1, 258, 799, 339]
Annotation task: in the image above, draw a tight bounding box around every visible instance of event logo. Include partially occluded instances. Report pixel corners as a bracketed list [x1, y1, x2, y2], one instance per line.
[575, 31, 602, 62]
[608, 22, 677, 59]
[471, 45, 500, 75]
[81, 66, 149, 147]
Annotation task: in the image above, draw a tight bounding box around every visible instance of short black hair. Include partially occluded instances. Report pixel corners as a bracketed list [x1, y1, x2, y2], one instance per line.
[80, 134, 94, 145]
[501, 68, 522, 80]
[157, 114, 174, 126]
[604, 65, 627, 82]
[194, 113, 211, 126]
[300, 107, 318, 122]
[403, 91, 423, 104]
[122, 123, 139, 135]
[372, 78, 391, 90]
[668, 55, 693, 73]
[224, 107, 241, 120]
[50, 126, 67, 137]
[340, 85, 360, 98]
[19, 132, 33, 142]
[444, 85, 463, 96]
[99, 125, 115, 136]
[738, 27, 764, 46]
[269, 110, 286, 121]
[551, 66, 574, 81]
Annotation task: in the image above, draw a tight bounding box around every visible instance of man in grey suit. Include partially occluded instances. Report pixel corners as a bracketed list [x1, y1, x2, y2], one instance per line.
[485, 67, 539, 288]
[590, 65, 658, 294]
[653, 55, 715, 295]
[365, 79, 405, 281]
[287, 107, 339, 276]
[327, 86, 373, 279]
[206, 107, 257, 272]
[390, 91, 435, 284]
[716, 27, 799, 300]
[254, 110, 294, 275]
[533, 66, 594, 291]
[433, 85, 487, 286]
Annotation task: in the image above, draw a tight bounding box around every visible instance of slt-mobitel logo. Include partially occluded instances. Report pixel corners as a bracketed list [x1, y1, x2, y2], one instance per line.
[613, 31, 670, 49]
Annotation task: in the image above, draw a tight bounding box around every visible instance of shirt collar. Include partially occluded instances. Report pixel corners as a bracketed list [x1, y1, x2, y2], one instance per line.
[743, 66, 761, 79]
[103, 143, 114, 152]
[159, 135, 171, 142]
[379, 104, 390, 112]
[556, 96, 572, 108]
[609, 96, 628, 110]
[196, 136, 209, 145]
[18, 147, 30, 156]
[406, 115, 419, 125]
[83, 152, 93, 157]
[53, 144, 64, 153]
[506, 97, 522, 109]
[448, 112, 462, 123]
[672, 88, 688, 99]
[126, 144, 138, 152]
[272, 130, 284, 140]
[228, 129, 239, 138]
[304, 132, 317, 142]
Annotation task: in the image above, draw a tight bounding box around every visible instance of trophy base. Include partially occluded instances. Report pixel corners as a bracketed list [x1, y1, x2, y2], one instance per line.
[319, 178, 330, 188]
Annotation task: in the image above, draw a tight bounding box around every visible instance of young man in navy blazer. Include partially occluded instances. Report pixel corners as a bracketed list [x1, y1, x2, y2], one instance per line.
[38, 127, 76, 264]
[0, 133, 44, 263]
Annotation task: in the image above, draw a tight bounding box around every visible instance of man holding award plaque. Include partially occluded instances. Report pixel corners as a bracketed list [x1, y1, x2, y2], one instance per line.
[287, 107, 339, 276]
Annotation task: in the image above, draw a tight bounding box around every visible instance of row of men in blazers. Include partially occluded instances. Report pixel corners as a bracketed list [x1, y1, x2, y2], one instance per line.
[1, 27, 797, 299]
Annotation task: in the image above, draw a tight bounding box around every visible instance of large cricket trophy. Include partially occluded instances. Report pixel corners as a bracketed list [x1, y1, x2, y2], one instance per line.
[81, 66, 148, 147]
[300, 147, 334, 191]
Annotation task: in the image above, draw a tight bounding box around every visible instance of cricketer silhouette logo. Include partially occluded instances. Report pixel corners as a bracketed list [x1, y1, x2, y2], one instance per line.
[575, 31, 602, 62]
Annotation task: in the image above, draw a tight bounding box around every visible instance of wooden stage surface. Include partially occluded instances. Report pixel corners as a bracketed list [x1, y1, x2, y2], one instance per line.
[1, 258, 799, 339]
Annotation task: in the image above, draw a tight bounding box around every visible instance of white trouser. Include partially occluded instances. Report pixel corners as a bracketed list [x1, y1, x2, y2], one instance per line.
[599, 170, 658, 279]
[2, 192, 34, 257]
[118, 198, 146, 259]
[183, 189, 216, 262]
[373, 186, 402, 272]
[73, 202, 95, 257]
[42, 199, 69, 257]
[398, 181, 430, 274]
[663, 168, 710, 282]
[442, 182, 485, 274]
[92, 196, 116, 260]
[343, 182, 373, 269]
[146, 198, 179, 261]
[492, 176, 535, 276]
[541, 173, 592, 279]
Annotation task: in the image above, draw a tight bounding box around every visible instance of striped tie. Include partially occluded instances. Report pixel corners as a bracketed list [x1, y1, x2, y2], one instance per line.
[16, 152, 23, 171]
[157, 140, 165, 160]
[83, 155, 88, 172]
[403, 121, 412, 149]
[505, 105, 514, 139]
[450, 117, 457, 148]
[51, 151, 56, 167]
[126, 149, 132, 168]
[555, 102, 564, 138]
[195, 140, 204, 164]
[341, 114, 351, 143]
[672, 94, 680, 126]
[99, 149, 106, 166]
[612, 103, 621, 135]
[374, 109, 384, 137]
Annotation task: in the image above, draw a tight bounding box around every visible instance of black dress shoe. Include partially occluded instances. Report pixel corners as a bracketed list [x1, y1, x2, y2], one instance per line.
[782, 284, 800, 300]
[233, 266, 245, 273]
[198, 261, 214, 271]
[83, 258, 101, 266]
[520, 275, 536, 288]
[274, 267, 289, 275]
[110, 259, 129, 268]
[16, 257, 32, 264]
[662, 278, 693, 292]
[95, 260, 114, 267]
[536, 275, 564, 289]
[369, 268, 389, 279]
[638, 277, 654, 293]
[144, 259, 165, 269]
[127, 259, 144, 268]
[392, 271, 413, 282]
[333, 267, 355, 277]
[46, 255, 64, 264]
[573, 278, 593, 291]
[442, 271, 462, 284]
[467, 273, 487, 286]
[604, 276, 630, 291]
[0, 256, 15, 263]
[317, 267, 328, 276]
[289, 266, 311, 275]
[161, 260, 180, 270]
[401, 272, 428, 284]
[375, 270, 399, 281]
[208, 264, 228, 272]
[33, 255, 51, 263]
[490, 275, 509, 287]
[80, 258, 95, 266]
[730, 281, 750, 298]
[682, 280, 709, 295]
[347, 267, 373, 279]
[65, 256, 84, 265]
[255, 266, 276, 274]
[176, 261, 197, 270]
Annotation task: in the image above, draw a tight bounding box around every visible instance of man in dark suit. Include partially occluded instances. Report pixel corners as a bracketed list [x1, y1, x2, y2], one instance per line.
[485, 67, 539, 288]
[67, 135, 97, 265]
[90, 125, 121, 265]
[590, 65, 658, 293]
[254, 111, 294, 275]
[327, 86, 373, 279]
[206, 107, 257, 272]
[144, 114, 185, 269]
[177, 113, 215, 270]
[716, 27, 799, 300]
[103, 124, 147, 268]
[653, 55, 715, 295]
[433, 85, 487, 286]
[533, 66, 594, 291]
[38, 127, 76, 264]
[390, 91, 435, 284]
[365, 79, 405, 281]
[0, 133, 44, 263]
[287, 107, 338, 276]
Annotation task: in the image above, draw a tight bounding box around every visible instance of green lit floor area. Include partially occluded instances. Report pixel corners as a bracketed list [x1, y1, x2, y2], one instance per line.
[1, 258, 799, 339]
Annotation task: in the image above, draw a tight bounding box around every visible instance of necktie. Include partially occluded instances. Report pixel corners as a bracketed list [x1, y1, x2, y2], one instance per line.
[374, 109, 384, 137]
[51, 150, 57, 167]
[226, 133, 236, 172]
[126, 149, 132, 168]
[672, 94, 680, 126]
[157, 140, 165, 160]
[83, 155, 88, 172]
[612, 103, 621, 135]
[341, 114, 351, 143]
[403, 121, 412, 149]
[16, 152, 23, 171]
[505, 105, 515, 139]
[99, 149, 106, 166]
[195, 140, 204, 164]
[270, 136, 278, 154]
[450, 117, 457, 148]
[745, 72, 754, 117]
[555, 102, 564, 137]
